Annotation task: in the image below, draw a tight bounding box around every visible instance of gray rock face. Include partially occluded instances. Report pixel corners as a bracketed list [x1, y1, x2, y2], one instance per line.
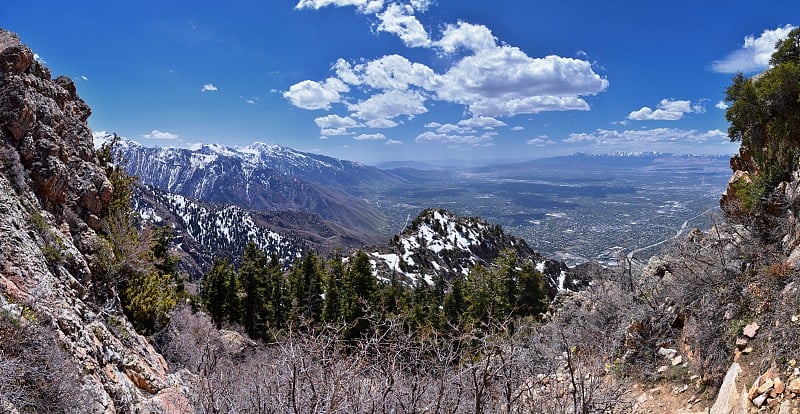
[0, 28, 188, 413]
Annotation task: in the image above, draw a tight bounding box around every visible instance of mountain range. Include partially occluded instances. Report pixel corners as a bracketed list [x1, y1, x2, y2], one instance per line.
[99, 133, 401, 234]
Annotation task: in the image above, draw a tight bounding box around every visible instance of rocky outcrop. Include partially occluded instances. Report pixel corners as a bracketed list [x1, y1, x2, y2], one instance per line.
[0, 28, 189, 412]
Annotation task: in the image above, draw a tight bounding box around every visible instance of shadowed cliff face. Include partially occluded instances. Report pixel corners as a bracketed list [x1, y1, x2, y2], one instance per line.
[0, 29, 190, 413]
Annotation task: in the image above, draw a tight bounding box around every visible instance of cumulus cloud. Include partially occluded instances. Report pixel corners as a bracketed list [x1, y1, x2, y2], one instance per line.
[435, 50, 607, 116]
[434, 123, 473, 134]
[376, 3, 431, 48]
[715, 100, 729, 110]
[354, 133, 386, 141]
[386, 139, 402, 144]
[527, 135, 555, 146]
[201, 83, 218, 92]
[365, 118, 399, 128]
[712, 24, 795, 73]
[511, 126, 524, 131]
[627, 99, 698, 121]
[347, 89, 427, 120]
[345, 54, 436, 90]
[565, 128, 731, 153]
[314, 114, 360, 129]
[415, 131, 495, 145]
[458, 116, 507, 129]
[321, 128, 352, 136]
[288, 3, 610, 136]
[295, 0, 384, 13]
[283, 78, 348, 110]
[143, 130, 179, 140]
[437, 22, 497, 54]
[315, 114, 360, 135]
[32, 52, 46, 63]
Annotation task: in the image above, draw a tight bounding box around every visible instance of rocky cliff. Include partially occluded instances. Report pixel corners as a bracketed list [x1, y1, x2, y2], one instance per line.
[0, 29, 189, 412]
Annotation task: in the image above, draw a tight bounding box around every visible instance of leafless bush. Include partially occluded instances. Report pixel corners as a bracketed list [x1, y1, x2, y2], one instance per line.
[0, 308, 92, 413]
[157, 305, 631, 413]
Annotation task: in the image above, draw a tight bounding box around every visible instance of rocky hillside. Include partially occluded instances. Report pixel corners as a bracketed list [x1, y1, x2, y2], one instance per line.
[368, 208, 588, 296]
[0, 29, 188, 412]
[103, 134, 401, 233]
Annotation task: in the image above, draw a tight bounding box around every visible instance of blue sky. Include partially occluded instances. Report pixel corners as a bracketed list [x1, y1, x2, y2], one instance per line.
[3, 1, 799, 165]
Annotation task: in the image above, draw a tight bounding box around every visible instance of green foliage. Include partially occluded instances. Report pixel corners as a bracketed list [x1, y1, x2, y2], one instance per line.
[201, 257, 238, 327]
[93, 135, 179, 334]
[724, 27, 800, 208]
[122, 270, 177, 335]
[731, 176, 768, 212]
[97, 134, 137, 218]
[288, 252, 324, 324]
[200, 245, 550, 343]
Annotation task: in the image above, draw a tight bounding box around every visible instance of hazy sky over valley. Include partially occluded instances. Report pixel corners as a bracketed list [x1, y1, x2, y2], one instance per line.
[3, 1, 798, 164]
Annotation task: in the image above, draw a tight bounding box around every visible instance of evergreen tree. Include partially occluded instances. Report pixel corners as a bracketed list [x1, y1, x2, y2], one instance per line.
[443, 276, 466, 324]
[322, 256, 345, 322]
[289, 252, 324, 324]
[341, 250, 377, 338]
[200, 257, 239, 327]
[515, 261, 548, 318]
[264, 253, 288, 332]
[239, 241, 268, 338]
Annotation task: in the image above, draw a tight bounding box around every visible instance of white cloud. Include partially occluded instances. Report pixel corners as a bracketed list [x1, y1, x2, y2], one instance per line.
[712, 24, 796, 73]
[314, 114, 360, 129]
[348, 89, 427, 120]
[376, 3, 431, 48]
[356, 54, 436, 90]
[80, 75, 88, 81]
[295, 0, 384, 13]
[365, 118, 398, 128]
[424, 122, 442, 128]
[321, 128, 353, 136]
[386, 139, 402, 144]
[458, 116, 507, 129]
[511, 126, 524, 131]
[715, 100, 729, 110]
[354, 133, 386, 141]
[527, 135, 555, 146]
[32, 52, 46, 63]
[201, 83, 218, 92]
[333, 58, 362, 85]
[564, 128, 731, 153]
[245, 99, 256, 104]
[143, 130, 179, 140]
[415, 131, 495, 145]
[435, 49, 608, 116]
[290, 6, 610, 130]
[627, 99, 697, 121]
[284, 78, 348, 110]
[435, 123, 473, 134]
[437, 21, 497, 54]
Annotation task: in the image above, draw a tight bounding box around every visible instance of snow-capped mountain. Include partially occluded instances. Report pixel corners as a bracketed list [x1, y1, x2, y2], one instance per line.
[135, 185, 378, 279]
[99, 134, 402, 233]
[367, 208, 588, 296]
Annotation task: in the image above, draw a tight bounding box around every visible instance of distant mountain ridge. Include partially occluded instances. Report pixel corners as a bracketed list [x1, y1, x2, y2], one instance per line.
[98, 133, 402, 233]
[134, 185, 378, 279]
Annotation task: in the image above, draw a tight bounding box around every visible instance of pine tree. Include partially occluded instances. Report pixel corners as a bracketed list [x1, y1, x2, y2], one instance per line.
[341, 251, 377, 339]
[289, 252, 324, 324]
[202, 257, 235, 327]
[444, 276, 466, 325]
[239, 241, 267, 338]
[322, 256, 345, 322]
[516, 261, 548, 318]
[264, 253, 288, 332]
